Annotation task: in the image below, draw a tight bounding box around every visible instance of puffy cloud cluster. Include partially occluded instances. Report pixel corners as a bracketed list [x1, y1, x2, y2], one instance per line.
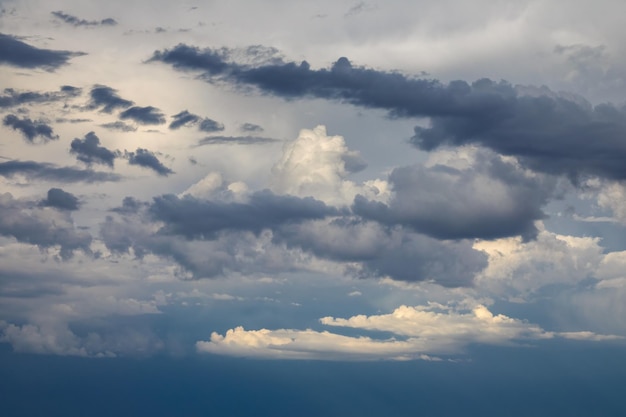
[198, 303, 621, 360]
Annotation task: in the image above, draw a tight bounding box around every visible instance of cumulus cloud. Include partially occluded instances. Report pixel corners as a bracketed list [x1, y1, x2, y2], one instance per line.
[70, 131, 118, 167]
[51, 11, 117, 27]
[119, 106, 166, 125]
[353, 147, 554, 240]
[3, 114, 58, 143]
[124, 148, 173, 176]
[198, 303, 620, 360]
[0, 33, 85, 70]
[271, 126, 380, 206]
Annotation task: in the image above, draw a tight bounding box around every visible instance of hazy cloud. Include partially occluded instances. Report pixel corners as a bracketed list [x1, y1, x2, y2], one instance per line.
[99, 121, 137, 132]
[51, 11, 117, 27]
[197, 135, 277, 146]
[240, 122, 263, 132]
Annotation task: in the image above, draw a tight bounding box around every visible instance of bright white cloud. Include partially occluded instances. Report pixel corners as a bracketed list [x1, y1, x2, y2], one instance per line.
[197, 303, 621, 360]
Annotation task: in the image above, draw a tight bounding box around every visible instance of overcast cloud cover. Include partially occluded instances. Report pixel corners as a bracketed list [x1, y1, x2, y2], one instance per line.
[1, 1, 626, 416]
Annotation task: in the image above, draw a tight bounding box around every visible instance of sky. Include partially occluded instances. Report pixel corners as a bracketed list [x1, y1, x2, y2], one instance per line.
[1, 0, 626, 415]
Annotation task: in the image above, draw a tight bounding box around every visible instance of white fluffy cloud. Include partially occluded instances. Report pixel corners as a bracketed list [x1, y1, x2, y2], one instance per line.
[197, 303, 620, 361]
[271, 125, 389, 206]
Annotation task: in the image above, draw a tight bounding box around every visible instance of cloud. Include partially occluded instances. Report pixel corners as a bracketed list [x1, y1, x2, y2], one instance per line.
[277, 218, 486, 286]
[51, 11, 117, 27]
[151, 47, 626, 181]
[70, 131, 118, 167]
[240, 122, 263, 132]
[0, 159, 121, 183]
[0, 192, 91, 259]
[124, 148, 173, 176]
[0, 86, 81, 108]
[270, 126, 373, 206]
[169, 110, 199, 129]
[197, 135, 277, 146]
[42, 188, 80, 211]
[119, 106, 166, 125]
[3, 114, 58, 143]
[198, 303, 621, 360]
[99, 121, 137, 132]
[168, 110, 224, 132]
[149, 190, 339, 239]
[0, 33, 85, 70]
[353, 148, 554, 240]
[198, 117, 224, 132]
[87, 85, 133, 113]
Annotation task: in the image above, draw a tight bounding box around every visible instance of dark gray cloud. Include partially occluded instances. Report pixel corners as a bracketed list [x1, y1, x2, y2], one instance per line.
[169, 110, 199, 129]
[149, 190, 339, 239]
[124, 148, 173, 176]
[42, 188, 80, 211]
[51, 11, 117, 27]
[352, 152, 554, 240]
[70, 132, 118, 167]
[0, 193, 91, 259]
[240, 122, 263, 132]
[0, 86, 81, 108]
[99, 121, 137, 132]
[0, 33, 85, 70]
[88, 85, 133, 113]
[151, 45, 626, 181]
[119, 106, 165, 125]
[197, 135, 278, 146]
[276, 218, 487, 287]
[0, 159, 121, 183]
[100, 192, 341, 278]
[3, 114, 58, 143]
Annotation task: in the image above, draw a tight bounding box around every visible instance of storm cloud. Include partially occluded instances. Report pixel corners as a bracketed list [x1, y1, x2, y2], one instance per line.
[3, 114, 58, 143]
[151, 45, 626, 181]
[0, 33, 85, 70]
[70, 132, 118, 167]
[168, 110, 224, 132]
